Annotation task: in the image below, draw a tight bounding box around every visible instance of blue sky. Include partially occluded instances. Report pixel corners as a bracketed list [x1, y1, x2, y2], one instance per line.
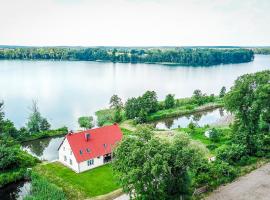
[0, 0, 269, 46]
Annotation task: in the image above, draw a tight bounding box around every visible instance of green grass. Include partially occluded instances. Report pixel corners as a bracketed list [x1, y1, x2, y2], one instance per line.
[34, 162, 120, 200]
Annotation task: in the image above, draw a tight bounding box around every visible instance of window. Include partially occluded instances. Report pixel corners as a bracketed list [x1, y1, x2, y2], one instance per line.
[64, 155, 67, 162]
[87, 159, 94, 166]
[70, 150, 72, 155]
[97, 156, 100, 159]
[63, 147, 65, 151]
[69, 159, 72, 165]
[86, 148, 91, 153]
[103, 144, 107, 148]
[79, 150, 83, 155]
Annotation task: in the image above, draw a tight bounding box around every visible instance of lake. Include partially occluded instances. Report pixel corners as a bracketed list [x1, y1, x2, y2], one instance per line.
[0, 55, 269, 130]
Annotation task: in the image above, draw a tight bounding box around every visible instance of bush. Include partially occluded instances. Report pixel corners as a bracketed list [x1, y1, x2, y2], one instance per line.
[216, 144, 247, 165]
[238, 156, 258, 166]
[206, 144, 218, 151]
[194, 160, 237, 189]
[208, 128, 221, 142]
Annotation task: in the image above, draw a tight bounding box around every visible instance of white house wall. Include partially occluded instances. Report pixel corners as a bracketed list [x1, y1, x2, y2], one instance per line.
[58, 138, 80, 173]
[78, 156, 104, 173]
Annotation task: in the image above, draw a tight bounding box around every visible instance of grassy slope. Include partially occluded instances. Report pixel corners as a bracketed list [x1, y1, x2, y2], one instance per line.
[34, 162, 120, 200]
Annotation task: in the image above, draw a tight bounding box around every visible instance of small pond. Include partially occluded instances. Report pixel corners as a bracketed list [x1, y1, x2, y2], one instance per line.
[21, 136, 64, 161]
[153, 108, 229, 130]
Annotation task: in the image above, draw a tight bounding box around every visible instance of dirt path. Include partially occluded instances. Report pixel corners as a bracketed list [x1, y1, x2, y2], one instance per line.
[206, 163, 270, 200]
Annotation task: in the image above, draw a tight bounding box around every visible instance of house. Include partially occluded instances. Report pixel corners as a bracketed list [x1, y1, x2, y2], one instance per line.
[58, 124, 123, 173]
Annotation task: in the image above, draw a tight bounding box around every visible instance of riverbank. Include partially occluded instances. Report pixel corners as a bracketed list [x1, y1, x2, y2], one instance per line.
[18, 127, 68, 143]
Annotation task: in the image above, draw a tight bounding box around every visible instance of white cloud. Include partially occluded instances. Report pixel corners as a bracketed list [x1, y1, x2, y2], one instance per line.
[0, 0, 269, 46]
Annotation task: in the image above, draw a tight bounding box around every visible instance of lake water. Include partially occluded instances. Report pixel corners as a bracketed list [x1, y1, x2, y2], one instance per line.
[0, 55, 269, 130]
[154, 108, 228, 130]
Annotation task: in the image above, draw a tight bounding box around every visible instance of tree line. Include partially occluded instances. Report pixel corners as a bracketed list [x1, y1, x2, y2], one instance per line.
[104, 88, 222, 125]
[0, 47, 254, 66]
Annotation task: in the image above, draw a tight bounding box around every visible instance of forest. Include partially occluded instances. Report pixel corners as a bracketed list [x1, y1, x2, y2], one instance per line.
[0, 47, 254, 66]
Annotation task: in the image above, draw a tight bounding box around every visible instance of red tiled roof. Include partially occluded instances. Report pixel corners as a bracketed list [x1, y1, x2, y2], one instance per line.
[65, 124, 123, 163]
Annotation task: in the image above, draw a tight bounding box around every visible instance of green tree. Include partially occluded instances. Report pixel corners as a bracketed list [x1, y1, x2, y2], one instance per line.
[219, 86, 226, 98]
[224, 70, 270, 155]
[40, 118, 51, 131]
[164, 94, 175, 109]
[109, 94, 123, 110]
[27, 101, 50, 133]
[113, 109, 122, 123]
[113, 126, 204, 199]
[110, 95, 123, 123]
[78, 116, 94, 129]
[141, 91, 158, 113]
[192, 89, 205, 105]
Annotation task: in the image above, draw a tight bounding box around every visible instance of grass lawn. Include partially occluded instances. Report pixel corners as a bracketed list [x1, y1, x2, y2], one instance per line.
[34, 162, 120, 200]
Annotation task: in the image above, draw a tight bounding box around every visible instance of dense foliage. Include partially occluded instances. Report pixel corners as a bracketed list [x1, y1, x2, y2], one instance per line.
[164, 94, 175, 109]
[113, 126, 205, 199]
[224, 70, 270, 156]
[0, 47, 254, 66]
[125, 91, 158, 123]
[78, 116, 94, 129]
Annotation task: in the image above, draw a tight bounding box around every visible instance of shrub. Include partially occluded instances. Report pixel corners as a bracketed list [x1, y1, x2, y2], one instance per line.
[216, 144, 247, 165]
[194, 160, 237, 189]
[206, 144, 218, 151]
[208, 128, 221, 142]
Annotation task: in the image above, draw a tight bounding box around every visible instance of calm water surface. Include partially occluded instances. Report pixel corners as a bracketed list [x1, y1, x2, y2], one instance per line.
[0, 181, 31, 200]
[154, 108, 228, 130]
[22, 136, 64, 161]
[0, 55, 269, 129]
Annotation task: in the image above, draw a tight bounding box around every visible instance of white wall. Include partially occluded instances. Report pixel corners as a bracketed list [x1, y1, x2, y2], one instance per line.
[78, 156, 104, 173]
[58, 138, 80, 173]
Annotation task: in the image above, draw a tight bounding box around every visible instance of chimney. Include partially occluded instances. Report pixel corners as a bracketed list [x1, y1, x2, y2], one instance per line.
[85, 133, 91, 141]
[68, 130, 73, 135]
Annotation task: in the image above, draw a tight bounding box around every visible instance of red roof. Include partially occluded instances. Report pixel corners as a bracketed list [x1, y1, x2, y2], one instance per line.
[65, 124, 123, 163]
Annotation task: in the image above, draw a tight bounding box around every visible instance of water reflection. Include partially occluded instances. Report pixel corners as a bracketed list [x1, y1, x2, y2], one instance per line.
[22, 136, 64, 161]
[0, 181, 31, 200]
[154, 108, 227, 130]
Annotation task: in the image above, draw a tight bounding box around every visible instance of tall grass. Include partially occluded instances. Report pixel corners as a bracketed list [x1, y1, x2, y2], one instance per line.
[24, 172, 66, 200]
